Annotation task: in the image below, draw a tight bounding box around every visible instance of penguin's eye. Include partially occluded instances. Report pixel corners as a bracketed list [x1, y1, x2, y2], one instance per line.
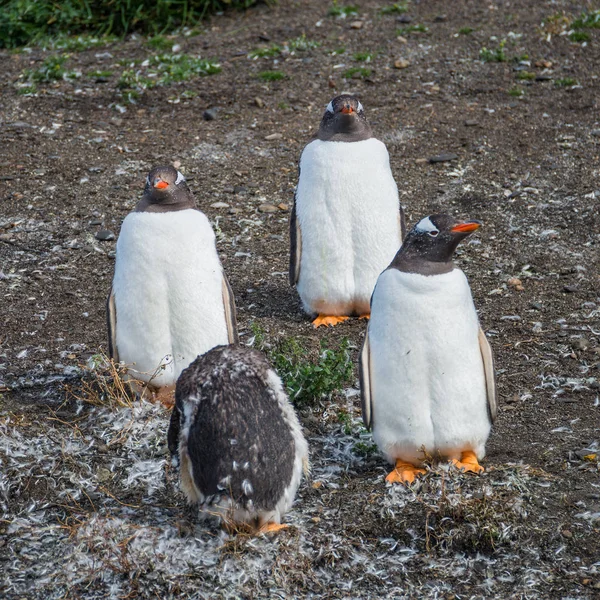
[428, 230, 439, 237]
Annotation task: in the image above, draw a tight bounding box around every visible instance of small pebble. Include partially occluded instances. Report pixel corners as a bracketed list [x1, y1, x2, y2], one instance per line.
[211, 202, 229, 209]
[278, 203, 289, 211]
[264, 133, 283, 141]
[563, 285, 577, 293]
[397, 15, 412, 23]
[573, 338, 589, 351]
[508, 277, 524, 292]
[258, 203, 278, 213]
[203, 108, 218, 121]
[394, 58, 410, 69]
[465, 120, 479, 127]
[428, 153, 458, 163]
[95, 229, 115, 241]
[350, 21, 363, 29]
[397, 35, 408, 43]
[561, 529, 573, 539]
[254, 97, 264, 108]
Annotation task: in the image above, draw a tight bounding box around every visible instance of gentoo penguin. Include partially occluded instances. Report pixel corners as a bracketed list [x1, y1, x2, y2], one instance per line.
[360, 214, 496, 484]
[107, 166, 238, 402]
[167, 345, 309, 533]
[289, 94, 405, 328]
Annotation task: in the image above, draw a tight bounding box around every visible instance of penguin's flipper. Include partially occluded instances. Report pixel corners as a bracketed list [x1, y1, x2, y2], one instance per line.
[359, 330, 373, 430]
[478, 328, 497, 423]
[106, 287, 119, 362]
[222, 275, 239, 344]
[289, 199, 302, 286]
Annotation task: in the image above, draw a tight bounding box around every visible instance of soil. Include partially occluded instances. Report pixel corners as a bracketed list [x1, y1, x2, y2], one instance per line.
[1, 1, 599, 598]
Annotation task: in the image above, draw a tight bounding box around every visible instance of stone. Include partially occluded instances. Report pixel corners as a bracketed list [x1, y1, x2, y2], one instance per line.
[210, 202, 229, 209]
[264, 133, 283, 141]
[508, 277, 524, 291]
[350, 21, 363, 29]
[428, 153, 458, 163]
[95, 229, 115, 241]
[394, 59, 410, 69]
[203, 108, 218, 121]
[465, 120, 479, 127]
[258, 203, 278, 213]
[254, 97, 264, 108]
[278, 203, 289, 210]
[397, 15, 412, 23]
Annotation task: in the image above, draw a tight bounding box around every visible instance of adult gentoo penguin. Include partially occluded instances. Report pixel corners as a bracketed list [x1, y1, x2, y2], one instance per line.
[107, 166, 238, 401]
[167, 345, 309, 533]
[360, 214, 496, 484]
[289, 94, 405, 328]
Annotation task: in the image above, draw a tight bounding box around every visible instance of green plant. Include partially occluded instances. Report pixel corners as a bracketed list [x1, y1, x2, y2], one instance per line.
[332, 47, 346, 54]
[569, 30, 590, 42]
[508, 86, 524, 97]
[149, 53, 221, 82]
[397, 24, 429, 35]
[45, 34, 117, 51]
[328, 2, 358, 17]
[353, 51, 374, 62]
[257, 70, 285, 81]
[515, 71, 535, 80]
[287, 34, 320, 52]
[23, 54, 70, 82]
[554, 77, 577, 87]
[249, 324, 354, 407]
[479, 39, 507, 62]
[248, 44, 282, 58]
[0, 0, 264, 48]
[88, 69, 113, 78]
[343, 66, 371, 79]
[17, 85, 37, 95]
[278, 101, 290, 109]
[571, 10, 600, 30]
[458, 26, 473, 35]
[147, 35, 175, 51]
[380, 3, 408, 14]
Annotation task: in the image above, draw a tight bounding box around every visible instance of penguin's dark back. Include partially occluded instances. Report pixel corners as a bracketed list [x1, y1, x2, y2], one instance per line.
[178, 346, 296, 511]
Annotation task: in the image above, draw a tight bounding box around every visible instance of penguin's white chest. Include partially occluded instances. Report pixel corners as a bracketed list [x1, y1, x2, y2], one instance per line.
[112, 210, 228, 387]
[295, 138, 401, 315]
[368, 268, 490, 463]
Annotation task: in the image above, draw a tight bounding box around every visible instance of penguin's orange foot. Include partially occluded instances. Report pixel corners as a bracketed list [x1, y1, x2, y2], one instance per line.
[358, 313, 370, 320]
[451, 450, 484, 474]
[312, 315, 350, 328]
[258, 522, 288, 535]
[385, 459, 426, 485]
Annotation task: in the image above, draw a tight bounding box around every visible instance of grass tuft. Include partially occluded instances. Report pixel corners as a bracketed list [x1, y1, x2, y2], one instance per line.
[249, 323, 354, 407]
[569, 30, 590, 42]
[554, 77, 578, 87]
[287, 34, 320, 52]
[0, 0, 264, 49]
[257, 70, 285, 81]
[328, 3, 358, 18]
[458, 26, 474, 35]
[248, 44, 281, 58]
[343, 66, 371, 79]
[22, 54, 72, 83]
[380, 3, 408, 15]
[515, 71, 535, 80]
[480, 39, 507, 62]
[397, 24, 429, 35]
[353, 51, 374, 62]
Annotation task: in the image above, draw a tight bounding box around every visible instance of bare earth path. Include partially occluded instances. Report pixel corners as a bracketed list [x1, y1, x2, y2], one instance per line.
[1, 1, 599, 598]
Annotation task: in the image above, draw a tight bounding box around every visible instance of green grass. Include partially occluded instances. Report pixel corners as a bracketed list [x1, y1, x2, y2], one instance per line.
[508, 87, 524, 97]
[17, 85, 37, 95]
[328, 3, 358, 17]
[479, 40, 507, 62]
[343, 66, 371, 79]
[257, 70, 285, 81]
[287, 34, 320, 52]
[332, 47, 346, 54]
[248, 323, 354, 407]
[380, 3, 408, 14]
[572, 10, 600, 30]
[42, 34, 117, 51]
[397, 24, 429, 35]
[22, 54, 73, 83]
[569, 30, 591, 42]
[516, 71, 535, 80]
[278, 101, 290, 109]
[0, 0, 264, 49]
[353, 51, 374, 62]
[248, 44, 282, 58]
[458, 27, 474, 35]
[554, 77, 578, 87]
[147, 35, 176, 51]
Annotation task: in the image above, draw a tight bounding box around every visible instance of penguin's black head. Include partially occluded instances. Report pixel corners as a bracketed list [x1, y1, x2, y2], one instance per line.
[317, 94, 373, 142]
[136, 165, 196, 212]
[390, 214, 481, 274]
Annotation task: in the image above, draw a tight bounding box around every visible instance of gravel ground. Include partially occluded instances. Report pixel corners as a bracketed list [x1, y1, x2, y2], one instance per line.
[1, 1, 599, 598]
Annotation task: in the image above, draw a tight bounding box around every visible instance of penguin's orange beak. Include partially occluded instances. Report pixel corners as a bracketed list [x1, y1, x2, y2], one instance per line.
[154, 180, 169, 190]
[341, 105, 355, 114]
[451, 221, 481, 233]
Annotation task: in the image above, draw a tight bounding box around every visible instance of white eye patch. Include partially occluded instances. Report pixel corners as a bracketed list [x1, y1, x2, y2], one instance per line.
[357, 100, 364, 112]
[325, 100, 334, 113]
[175, 170, 185, 185]
[415, 216, 439, 235]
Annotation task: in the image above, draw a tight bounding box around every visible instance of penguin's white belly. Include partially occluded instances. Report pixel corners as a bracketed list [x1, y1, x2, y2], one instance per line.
[295, 138, 401, 315]
[369, 268, 490, 464]
[113, 210, 228, 387]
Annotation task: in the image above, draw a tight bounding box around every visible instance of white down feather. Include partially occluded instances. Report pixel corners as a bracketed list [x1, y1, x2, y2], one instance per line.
[295, 138, 402, 316]
[113, 210, 229, 387]
[368, 268, 491, 465]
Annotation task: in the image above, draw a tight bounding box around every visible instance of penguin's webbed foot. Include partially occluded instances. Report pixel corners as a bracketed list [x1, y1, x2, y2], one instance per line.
[451, 450, 484, 474]
[258, 522, 288, 535]
[386, 459, 426, 485]
[312, 315, 350, 328]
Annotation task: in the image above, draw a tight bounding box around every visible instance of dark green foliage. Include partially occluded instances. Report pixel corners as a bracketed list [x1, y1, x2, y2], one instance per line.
[249, 323, 354, 407]
[257, 70, 285, 80]
[23, 54, 70, 82]
[0, 0, 264, 49]
[569, 30, 590, 42]
[571, 10, 600, 30]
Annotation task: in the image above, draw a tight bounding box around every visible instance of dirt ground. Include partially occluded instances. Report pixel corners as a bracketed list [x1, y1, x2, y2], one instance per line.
[1, 0, 599, 598]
